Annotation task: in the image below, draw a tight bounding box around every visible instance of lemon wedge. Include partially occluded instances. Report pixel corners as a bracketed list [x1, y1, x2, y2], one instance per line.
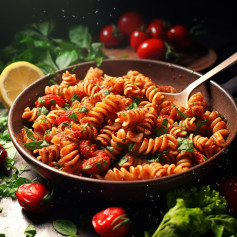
[0, 61, 44, 108]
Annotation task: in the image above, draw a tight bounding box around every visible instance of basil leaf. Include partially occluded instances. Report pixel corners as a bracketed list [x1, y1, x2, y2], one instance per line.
[69, 25, 92, 48]
[53, 219, 77, 237]
[24, 127, 36, 141]
[24, 140, 49, 150]
[24, 223, 36, 237]
[56, 50, 78, 69]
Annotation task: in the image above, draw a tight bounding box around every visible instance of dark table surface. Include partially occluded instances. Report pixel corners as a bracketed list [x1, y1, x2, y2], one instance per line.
[0, 1, 237, 236]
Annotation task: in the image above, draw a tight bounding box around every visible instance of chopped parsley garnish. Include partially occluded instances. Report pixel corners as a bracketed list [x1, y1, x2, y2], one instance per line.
[127, 97, 141, 110]
[177, 109, 188, 118]
[71, 93, 80, 103]
[78, 106, 89, 113]
[68, 112, 78, 122]
[37, 106, 49, 116]
[103, 89, 110, 95]
[118, 156, 128, 166]
[50, 99, 55, 105]
[101, 146, 114, 152]
[177, 137, 194, 152]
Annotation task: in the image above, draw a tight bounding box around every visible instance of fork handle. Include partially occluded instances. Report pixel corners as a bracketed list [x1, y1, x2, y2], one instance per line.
[184, 52, 237, 93]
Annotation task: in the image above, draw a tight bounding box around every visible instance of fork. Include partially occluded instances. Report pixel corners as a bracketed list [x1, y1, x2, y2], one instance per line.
[161, 52, 237, 107]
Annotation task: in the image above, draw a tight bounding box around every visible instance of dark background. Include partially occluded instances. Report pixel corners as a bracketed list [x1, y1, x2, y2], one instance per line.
[0, 0, 236, 85]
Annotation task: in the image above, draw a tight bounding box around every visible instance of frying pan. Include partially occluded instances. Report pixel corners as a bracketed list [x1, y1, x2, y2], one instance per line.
[8, 59, 237, 201]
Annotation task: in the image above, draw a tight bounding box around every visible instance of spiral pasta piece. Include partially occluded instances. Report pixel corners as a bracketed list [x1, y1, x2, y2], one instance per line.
[100, 162, 187, 181]
[116, 107, 148, 128]
[96, 122, 122, 146]
[80, 95, 120, 127]
[179, 117, 196, 132]
[22, 107, 38, 122]
[61, 71, 78, 87]
[134, 107, 157, 135]
[37, 144, 60, 166]
[132, 134, 178, 155]
[58, 140, 81, 174]
[205, 111, 228, 133]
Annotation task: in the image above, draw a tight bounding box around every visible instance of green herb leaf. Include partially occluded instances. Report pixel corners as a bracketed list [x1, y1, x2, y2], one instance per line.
[56, 50, 78, 69]
[0, 172, 31, 199]
[24, 140, 49, 150]
[69, 25, 92, 48]
[78, 106, 89, 113]
[118, 156, 128, 166]
[177, 137, 194, 152]
[68, 112, 78, 122]
[37, 106, 49, 116]
[177, 109, 188, 118]
[24, 127, 36, 141]
[103, 89, 110, 95]
[127, 97, 141, 110]
[53, 219, 77, 237]
[24, 223, 36, 237]
[71, 94, 80, 103]
[101, 146, 114, 152]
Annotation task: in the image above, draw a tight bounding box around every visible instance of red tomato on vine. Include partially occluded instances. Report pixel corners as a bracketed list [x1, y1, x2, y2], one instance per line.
[167, 24, 192, 50]
[117, 11, 146, 36]
[99, 24, 124, 48]
[137, 38, 167, 60]
[130, 30, 150, 50]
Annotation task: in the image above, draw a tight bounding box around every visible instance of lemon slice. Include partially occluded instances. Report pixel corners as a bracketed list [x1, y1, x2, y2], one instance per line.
[0, 61, 44, 108]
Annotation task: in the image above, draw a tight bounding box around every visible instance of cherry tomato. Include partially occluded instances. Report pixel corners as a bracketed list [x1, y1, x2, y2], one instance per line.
[130, 30, 150, 50]
[79, 140, 98, 159]
[81, 151, 110, 175]
[117, 11, 146, 36]
[219, 177, 237, 214]
[99, 24, 124, 48]
[16, 183, 53, 213]
[167, 24, 192, 50]
[0, 144, 7, 165]
[56, 111, 73, 125]
[35, 94, 66, 109]
[149, 18, 168, 29]
[148, 23, 166, 40]
[137, 38, 167, 60]
[92, 207, 130, 237]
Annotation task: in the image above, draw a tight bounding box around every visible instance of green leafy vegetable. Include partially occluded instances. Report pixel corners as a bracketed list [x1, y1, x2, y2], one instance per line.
[24, 223, 36, 237]
[0, 171, 31, 199]
[0, 21, 106, 74]
[53, 219, 77, 237]
[147, 185, 237, 237]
